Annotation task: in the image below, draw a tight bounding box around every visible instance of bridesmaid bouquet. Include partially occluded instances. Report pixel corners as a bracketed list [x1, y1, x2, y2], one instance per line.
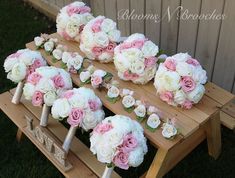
[154, 53, 207, 109]
[114, 33, 159, 84]
[56, 1, 94, 41]
[23, 66, 72, 126]
[4, 49, 47, 104]
[90, 115, 147, 178]
[80, 16, 121, 63]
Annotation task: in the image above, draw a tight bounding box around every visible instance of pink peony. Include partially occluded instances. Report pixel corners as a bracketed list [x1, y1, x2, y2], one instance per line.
[160, 91, 174, 104]
[106, 42, 116, 54]
[91, 75, 103, 87]
[131, 39, 145, 49]
[92, 47, 104, 57]
[32, 91, 44, 106]
[91, 19, 103, 33]
[113, 150, 129, 170]
[67, 108, 84, 127]
[180, 76, 196, 92]
[119, 42, 132, 51]
[94, 123, 113, 134]
[182, 100, 193, 109]
[52, 75, 65, 89]
[164, 58, 176, 71]
[88, 99, 100, 111]
[27, 72, 42, 85]
[62, 90, 74, 99]
[186, 58, 200, 66]
[121, 133, 138, 152]
[144, 57, 157, 68]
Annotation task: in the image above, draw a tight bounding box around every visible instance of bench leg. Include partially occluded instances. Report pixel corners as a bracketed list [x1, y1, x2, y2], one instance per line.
[16, 128, 24, 142]
[145, 148, 169, 178]
[206, 111, 221, 159]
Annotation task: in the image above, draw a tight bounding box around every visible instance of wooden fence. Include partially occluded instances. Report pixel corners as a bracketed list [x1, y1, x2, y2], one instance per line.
[25, 0, 235, 94]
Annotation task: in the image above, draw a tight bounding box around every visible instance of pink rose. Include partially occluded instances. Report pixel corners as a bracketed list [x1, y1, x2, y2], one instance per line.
[119, 42, 132, 51]
[91, 19, 103, 33]
[68, 66, 77, 74]
[88, 99, 100, 111]
[106, 42, 116, 54]
[182, 100, 193, 109]
[52, 75, 65, 89]
[66, 5, 90, 16]
[121, 134, 138, 152]
[94, 123, 113, 134]
[131, 39, 145, 49]
[27, 72, 42, 85]
[78, 6, 91, 14]
[186, 58, 200, 66]
[160, 91, 174, 104]
[123, 71, 139, 80]
[92, 47, 104, 57]
[180, 76, 196, 92]
[164, 58, 176, 71]
[32, 91, 44, 106]
[26, 66, 36, 78]
[62, 90, 74, 99]
[67, 108, 84, 127]
[144, 57, 157, 68]
[32, 59, 43, 68]
[113, 150, 129, 170]
[91, 75, 103, 87]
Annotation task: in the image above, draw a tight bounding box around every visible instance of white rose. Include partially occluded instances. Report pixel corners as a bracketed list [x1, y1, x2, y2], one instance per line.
[68, 95, 87, 108]
[121, 89, 134, 96]
[187, 84, 205, 103]
[96, 141, 115, 163]
[44, 41, 54, 52]
[141, 41, 159, 57]
[80, 71, 91, 82]
[162, 123, 177, 138]
[107, 86, 120, 98]
[81, 112, 97, 131]
[52, 49, 63, 60]
[134, 104, 146, 118]
[130, 60, 145, 75]
[23, 83, 35, 100]
[105, 130, 124, 148]
[65, 15, 81, 38]
[81, 30, 94, 47]
[107, 29, 121, 42]
[36, 78, 55, 93]
[34, 36, 45, 47]
[174, 90, 187, 105]
[147, 113, 161, 129]
[62, 52, 71, 63]
[160, 71, 180, 91]
[10, 62, 27, 82]
[36, 66, 58, 78]
[128, 147, 144, 167]
[98, 52, 112, 62]
[94, 32, 109, 47]
[93, 69, 107, 77]
[122, 48, 143, 63]
[4, 58, 18, 72]
[44, 91, 57, 106]
[51, 98, 71, 119]
[67, 55, 83, 70]
[172, 53, 190, 62]
[192, 67, 207, 84]
[122, 95, 135, 108]
[101, 18, 116, 33]
[81, 13, 94, 24]
[176, 62, 194, 76]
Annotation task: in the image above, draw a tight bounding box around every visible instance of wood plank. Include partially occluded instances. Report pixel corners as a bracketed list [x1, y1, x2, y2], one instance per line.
[104, 0, 117, 21]
[212, 0, 235, 91]
[55, 0, 64, 8]
[0, 92, 97, 178]
[145, 0, 161, 44]
[116, 0, 130, 36]
[177, 0, 201, 56]
[161, 0, 180, 55]
[90, 0, 105, 16]
[130, 0, 145, 33]
[233, 79, 235, 94]
[221, 98, 235, 119]
[220, 111, 235, 130]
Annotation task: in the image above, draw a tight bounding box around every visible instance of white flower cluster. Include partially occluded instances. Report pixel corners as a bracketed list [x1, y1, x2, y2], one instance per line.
[56, 1, 94, 42]
[23, 66, 72, 107]
[121, 89, 135, 111]
[154, 53, 207, 109]
[114, 33, 159, 84]
[90, 115, 147, 169]
[51, 87, 104, 131]
[62, 51, 84, 73]
[80, 16, 121, 63]
[4, 49, 47, 83]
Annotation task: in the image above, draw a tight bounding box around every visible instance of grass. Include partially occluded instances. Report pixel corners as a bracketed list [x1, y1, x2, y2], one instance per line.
[0, 0, 235, 178]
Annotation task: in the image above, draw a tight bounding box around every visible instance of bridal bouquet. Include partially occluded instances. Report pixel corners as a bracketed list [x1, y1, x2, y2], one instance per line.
[114, 33, 159, 84]
[56, 1, 94, 41]
[90, 115, 147, 175]
[4, 49, 47, 104]
[80, 16, 121, 63]
[154, 53, 207, 109]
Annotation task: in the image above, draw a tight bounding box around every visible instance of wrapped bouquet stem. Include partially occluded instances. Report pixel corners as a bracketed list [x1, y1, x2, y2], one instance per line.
[62, 125, 78, 153]
[102, 166, 114, 178]
[11, 81, 24, 104]
[40, 104, 50, 127]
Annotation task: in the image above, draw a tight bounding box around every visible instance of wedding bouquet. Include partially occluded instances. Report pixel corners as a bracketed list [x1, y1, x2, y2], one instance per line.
[4, 49, 47, 104]
[56, 1, 94, 41]
[90, 115, 147, 176]
[80, 16, 121, 63]
[114, 33, 159, 84]
[23, 66, 72, 126]
[154, 53, 207, 109]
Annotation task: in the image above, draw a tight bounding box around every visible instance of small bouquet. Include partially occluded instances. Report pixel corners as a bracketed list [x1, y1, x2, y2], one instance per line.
[51, 87, 105, 152]
[61, 51, 84, 73]
[23, 66, 72, 126]
[52, 44, 67, 62]
[121, 89, 135, 113]
[4, 49, 47, 104]
[154, 53, 207, 109]
[91, 69, 113, 88]
[114, 33, 159, 84]
[80, 16, 121, 63]
[56, 1, 94, 41]
[90, 115, 148, 178]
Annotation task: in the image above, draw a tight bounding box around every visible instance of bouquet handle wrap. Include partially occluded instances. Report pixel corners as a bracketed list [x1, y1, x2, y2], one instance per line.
[62, 126, 78, 153]
[102, 166, 114, 178]
[11, 81, 24, 104]
[40, 104, 50, 127]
